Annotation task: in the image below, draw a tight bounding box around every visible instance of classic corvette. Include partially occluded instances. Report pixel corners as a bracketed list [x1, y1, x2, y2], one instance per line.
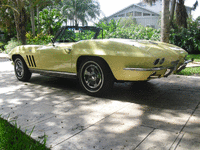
[9, 26, 193, 95]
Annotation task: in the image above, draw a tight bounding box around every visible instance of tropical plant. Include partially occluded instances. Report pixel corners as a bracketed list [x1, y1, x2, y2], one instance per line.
[26, 32, 54, 45]
[28, 0, 60, 36]
[170, 18, 200, 54]
[60, 0, 100, 26]
[4, 38, 22, 54]
[96, 19, 161, 41]
[37, 8, 62, 35]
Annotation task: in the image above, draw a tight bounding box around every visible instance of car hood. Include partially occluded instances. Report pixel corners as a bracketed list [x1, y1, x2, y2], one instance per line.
[109, 39, 187, 57]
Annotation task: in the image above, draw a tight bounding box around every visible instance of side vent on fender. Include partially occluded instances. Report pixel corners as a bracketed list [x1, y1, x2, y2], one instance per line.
[26, 55, 37, 67]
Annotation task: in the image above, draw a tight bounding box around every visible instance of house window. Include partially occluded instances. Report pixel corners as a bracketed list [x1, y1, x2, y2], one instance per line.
[152, 14, 158, 16]
[126, 12, 133, 17]
[146, 25, 155, 28]
[135, 11, 142, 16]
[143, 13, 151, 16]
[118, 14, 125, 17]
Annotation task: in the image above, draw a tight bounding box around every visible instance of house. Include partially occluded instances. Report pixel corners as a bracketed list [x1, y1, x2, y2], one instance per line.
[106, 0, 192, 29]
[137, 0, 192, 16]
[106, 4, 160, 29]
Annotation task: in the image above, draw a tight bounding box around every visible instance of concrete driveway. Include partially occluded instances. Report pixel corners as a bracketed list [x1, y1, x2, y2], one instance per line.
[0, 60, 200, 150]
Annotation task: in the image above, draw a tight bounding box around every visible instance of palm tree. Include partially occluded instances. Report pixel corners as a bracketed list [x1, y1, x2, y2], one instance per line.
[161, 0, 170, 43]
[61, 0, 100, 26]
[143, 0, 170, 43]
[176, 0, 188, 28]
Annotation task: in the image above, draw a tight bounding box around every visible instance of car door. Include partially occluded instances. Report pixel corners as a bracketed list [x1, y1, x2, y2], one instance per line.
[37, 43, 74, 72]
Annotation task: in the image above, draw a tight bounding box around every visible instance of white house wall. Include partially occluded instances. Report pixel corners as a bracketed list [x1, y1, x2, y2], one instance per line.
[136, 16, 160, 29]
[107, 4, 160, 29]
[107, 1, 192, 29]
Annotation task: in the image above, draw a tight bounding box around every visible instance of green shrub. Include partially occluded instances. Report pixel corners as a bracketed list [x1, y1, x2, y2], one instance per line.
[0, 42, 4, 52]
[96, 19, 161, 41]
[4, 38, 22, 54]
[170, 18, 200, 54]
[97, 18, 199, 54]
[26, 32, 54, 45]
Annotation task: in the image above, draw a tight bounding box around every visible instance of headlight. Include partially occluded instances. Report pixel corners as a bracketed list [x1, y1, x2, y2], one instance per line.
[160, 58, 165, 65]
[154, 59, 160, 65]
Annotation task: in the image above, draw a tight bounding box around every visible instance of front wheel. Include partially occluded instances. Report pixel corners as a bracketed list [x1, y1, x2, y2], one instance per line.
[78, 59, 114, 96]
[14, 57, 32, 81]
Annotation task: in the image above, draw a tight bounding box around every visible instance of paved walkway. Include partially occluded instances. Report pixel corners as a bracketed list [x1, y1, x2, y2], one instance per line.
[0, 52, 9, 62]
[0, 60, 200, 150]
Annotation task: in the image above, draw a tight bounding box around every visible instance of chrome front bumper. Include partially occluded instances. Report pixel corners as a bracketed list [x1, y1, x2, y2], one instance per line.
[124, 66, 170, 71]
[123, 59, 194, 79]
[176, 58, 194, 73]
[124, 65, 176, 79]
[124, 59, 193, 72]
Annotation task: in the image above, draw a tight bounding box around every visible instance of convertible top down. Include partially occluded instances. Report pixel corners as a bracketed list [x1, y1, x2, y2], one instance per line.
[9, 26, 193, 95]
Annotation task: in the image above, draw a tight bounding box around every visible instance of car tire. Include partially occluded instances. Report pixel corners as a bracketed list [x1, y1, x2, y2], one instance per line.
[14, 57, 32, 81]
[78, 58, 114, 96]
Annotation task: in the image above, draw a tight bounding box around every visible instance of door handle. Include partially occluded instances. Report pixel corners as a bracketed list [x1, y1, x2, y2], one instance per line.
[65, 48, 72, 54]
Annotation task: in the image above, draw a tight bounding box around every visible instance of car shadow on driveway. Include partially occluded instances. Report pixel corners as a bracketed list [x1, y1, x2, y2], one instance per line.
[27, 74, 200, 113]
[1, 73, 200, 149]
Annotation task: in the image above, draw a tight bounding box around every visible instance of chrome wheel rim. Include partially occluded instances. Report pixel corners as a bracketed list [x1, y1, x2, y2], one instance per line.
[84, 64, 102, 89]
[81, 61, 104, 93]
[15, 59, 24, 78]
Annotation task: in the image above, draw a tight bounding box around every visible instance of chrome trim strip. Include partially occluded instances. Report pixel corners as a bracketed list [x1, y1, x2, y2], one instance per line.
[123, 66, 171, 71]
[184, 58, 194, 64]
[29, 69, 77, 79]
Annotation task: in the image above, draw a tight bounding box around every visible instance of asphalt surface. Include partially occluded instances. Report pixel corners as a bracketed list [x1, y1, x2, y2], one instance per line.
[0, 56, 200, 150]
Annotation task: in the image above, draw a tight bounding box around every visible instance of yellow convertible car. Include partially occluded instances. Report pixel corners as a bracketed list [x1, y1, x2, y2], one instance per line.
[9, 26, 193, 95]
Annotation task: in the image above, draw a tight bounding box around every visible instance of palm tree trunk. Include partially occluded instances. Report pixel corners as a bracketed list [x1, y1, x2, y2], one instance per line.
[176, 0, 188, 28]
[30, 1, 35, 37]
[37, 5, 40, 34]
[14, 7, 27, 45]
[161, 0, 170, 43]
[170, 0, 176, 27]
[13, 12, 20, 41]
[20, 7, 27, 45]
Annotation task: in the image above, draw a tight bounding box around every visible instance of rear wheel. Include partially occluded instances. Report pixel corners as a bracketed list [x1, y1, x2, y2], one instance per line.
[14, 57, 32, 81]
[78, 58, 114, 96]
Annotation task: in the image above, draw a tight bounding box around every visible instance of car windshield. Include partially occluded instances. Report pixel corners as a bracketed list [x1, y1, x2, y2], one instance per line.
[53, 26, 102, 43]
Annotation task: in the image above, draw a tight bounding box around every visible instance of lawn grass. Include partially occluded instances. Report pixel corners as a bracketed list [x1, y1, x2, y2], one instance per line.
[0, 117, 50, 150]
[176, 67, 200, 76]
[186, 54, 200, 62]
[176, 54, 200, 76]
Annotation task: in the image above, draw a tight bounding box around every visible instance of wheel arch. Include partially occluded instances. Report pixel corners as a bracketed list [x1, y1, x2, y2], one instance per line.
[12, 54, 31, 70]
[76, 55, 116, 80]
[12, 54, 23, 61]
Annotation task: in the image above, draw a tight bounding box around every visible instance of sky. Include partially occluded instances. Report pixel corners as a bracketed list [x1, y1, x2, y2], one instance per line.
[98, 0, 200, 19]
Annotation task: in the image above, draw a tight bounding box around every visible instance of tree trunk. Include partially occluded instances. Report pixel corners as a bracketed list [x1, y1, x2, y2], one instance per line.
[20, 7, 27, 45]
[30, 1, 35, 37]
[37, 5, 40, 34]
[161, 0, 170, 43]
[13, 12, 20, 41]
[176, 0, 188, 28]
[13, 7, 27, 45]
[170, 0, 176, 27]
